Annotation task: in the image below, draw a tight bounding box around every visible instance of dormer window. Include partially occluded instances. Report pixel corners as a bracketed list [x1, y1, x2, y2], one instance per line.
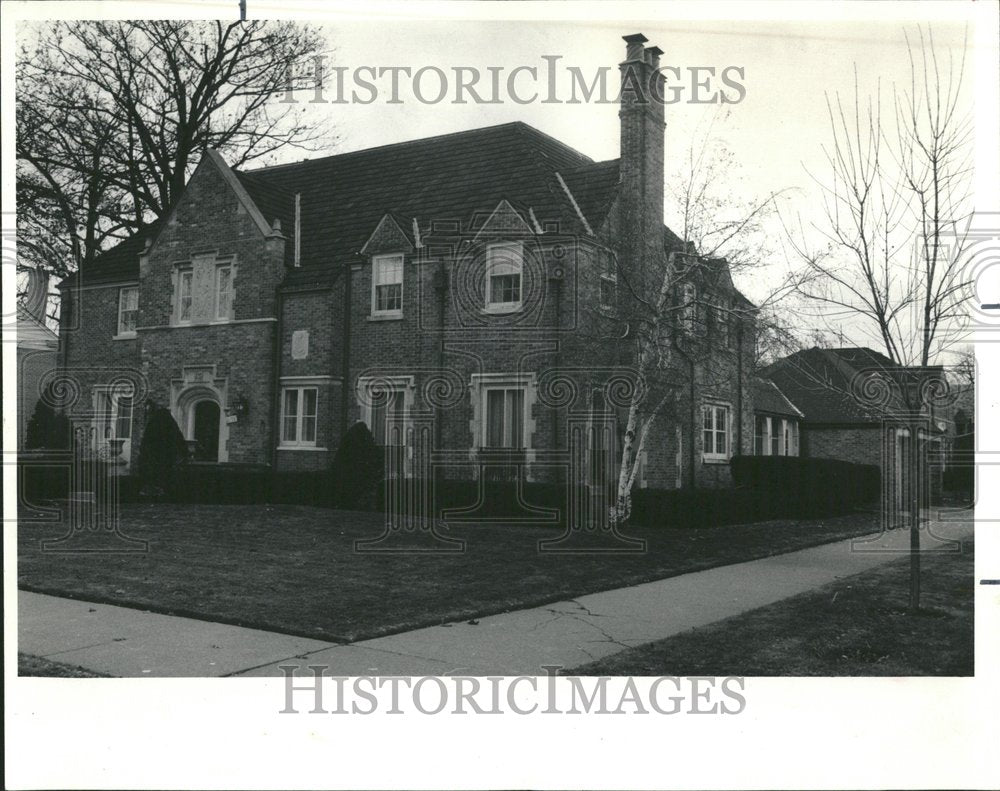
[372, 253, 403, 317]
[485, 242, 523, 313]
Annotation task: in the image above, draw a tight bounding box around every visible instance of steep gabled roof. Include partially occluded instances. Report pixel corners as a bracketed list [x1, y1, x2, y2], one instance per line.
[760, 346, 927, 424]
[59, 222, 161, 287]
[753, 377, 803, 418]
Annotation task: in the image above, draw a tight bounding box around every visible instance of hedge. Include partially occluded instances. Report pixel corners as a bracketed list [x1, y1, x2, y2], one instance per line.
[729, 454, 880, 517]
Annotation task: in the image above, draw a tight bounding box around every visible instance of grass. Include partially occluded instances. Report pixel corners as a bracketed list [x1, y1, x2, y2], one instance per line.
[574, 537, 974, 676]
[19, 503, 885, 643]
[18, 653, 111, 678]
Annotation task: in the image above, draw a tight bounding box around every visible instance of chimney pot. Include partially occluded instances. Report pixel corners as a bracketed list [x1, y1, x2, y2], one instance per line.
[623, 33, 648, 62]
[645, 46, 663, 68]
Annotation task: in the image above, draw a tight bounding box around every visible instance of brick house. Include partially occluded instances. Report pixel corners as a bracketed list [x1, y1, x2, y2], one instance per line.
[759, 346, 951, 506]
[55, 33, 755, 493]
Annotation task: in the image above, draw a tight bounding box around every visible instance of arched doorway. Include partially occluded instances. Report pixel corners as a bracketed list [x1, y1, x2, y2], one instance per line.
[191, 400, 221, 462]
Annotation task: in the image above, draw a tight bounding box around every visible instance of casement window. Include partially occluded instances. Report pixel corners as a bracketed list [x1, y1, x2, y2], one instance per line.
[483, 386, 526, 448]
[280, 387, 318, 446]
[117, 286, 138, 335]
[754, 415, 767, 455]
[600, 273, 617, 311]
[485, 242, 523, 312]
[177, 269, 193, 323]
[215, 265, 234, 320]
[702, 403, 730, 461]
[369, 388, 405, 447]
[372, 254, 404, 316]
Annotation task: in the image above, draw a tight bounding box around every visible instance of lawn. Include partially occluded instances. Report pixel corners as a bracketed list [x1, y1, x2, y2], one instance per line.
[574, 538, 974, 676]
[18, 653, 111, 678]
[19, 503, 884, 643]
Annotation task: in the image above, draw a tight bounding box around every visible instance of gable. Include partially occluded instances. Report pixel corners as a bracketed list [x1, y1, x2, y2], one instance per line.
[360, 213, 415, 257]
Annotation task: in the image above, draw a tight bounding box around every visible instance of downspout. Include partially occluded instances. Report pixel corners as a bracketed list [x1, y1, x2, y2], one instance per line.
[688, 356, 697, 489]
[735, 319, 744, 456]
[339, 259, 354, 438]
[435, 259, 447, 455]
[551, 273, 563, 451]
[269, 290, 284, 470]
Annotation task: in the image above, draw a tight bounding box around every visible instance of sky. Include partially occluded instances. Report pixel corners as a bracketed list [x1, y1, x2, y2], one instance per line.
[253, 15, 975, 350]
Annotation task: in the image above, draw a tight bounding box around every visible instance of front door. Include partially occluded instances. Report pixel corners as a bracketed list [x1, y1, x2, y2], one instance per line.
[192, 400, 221, 462]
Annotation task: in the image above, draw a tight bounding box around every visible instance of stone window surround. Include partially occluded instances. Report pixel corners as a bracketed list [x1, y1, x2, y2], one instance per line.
[169, 251, 238, 327]
[469, 372, 538, 479]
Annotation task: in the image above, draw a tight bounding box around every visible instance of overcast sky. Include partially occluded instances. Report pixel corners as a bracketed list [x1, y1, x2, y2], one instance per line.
[257, 16, 974, 347]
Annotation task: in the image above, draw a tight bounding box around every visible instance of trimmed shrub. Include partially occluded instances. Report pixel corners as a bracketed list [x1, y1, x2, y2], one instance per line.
[24, 385, 70, 450]
[135, 405, 189, 498]
[329, 422, 383, 509]
[730, 455, 880, 516]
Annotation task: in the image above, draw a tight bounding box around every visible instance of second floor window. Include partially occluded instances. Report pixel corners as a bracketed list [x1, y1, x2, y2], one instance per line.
[485, 242, 523, 312]
[117, 286, 138, 335]
[177, 269, 193, 323]
[372, 254, 403, 316]
[216, 265, 234, 320]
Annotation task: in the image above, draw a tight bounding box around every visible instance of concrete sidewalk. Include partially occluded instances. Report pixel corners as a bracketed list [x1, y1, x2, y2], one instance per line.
[18, 516, 974, 677]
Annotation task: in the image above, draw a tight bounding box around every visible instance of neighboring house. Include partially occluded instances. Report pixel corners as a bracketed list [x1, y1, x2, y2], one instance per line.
[17, 270, 59, 449]
[55, 33, 755, 491]
[760, 346, 950, 507]
[752, 377, 802, 457]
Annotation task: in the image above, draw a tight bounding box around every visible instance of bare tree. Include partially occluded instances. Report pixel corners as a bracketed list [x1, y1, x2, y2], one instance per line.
[16, 20, 333, 287]
[786, 25, 973, 611]
[787, 26, 972, 368]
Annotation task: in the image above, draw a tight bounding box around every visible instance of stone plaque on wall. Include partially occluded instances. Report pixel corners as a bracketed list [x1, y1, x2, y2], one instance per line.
[291, 330, 309, 360]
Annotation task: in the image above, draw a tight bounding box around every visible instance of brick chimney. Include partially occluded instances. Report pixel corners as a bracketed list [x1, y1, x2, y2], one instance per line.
[619, 33, 666, 286]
